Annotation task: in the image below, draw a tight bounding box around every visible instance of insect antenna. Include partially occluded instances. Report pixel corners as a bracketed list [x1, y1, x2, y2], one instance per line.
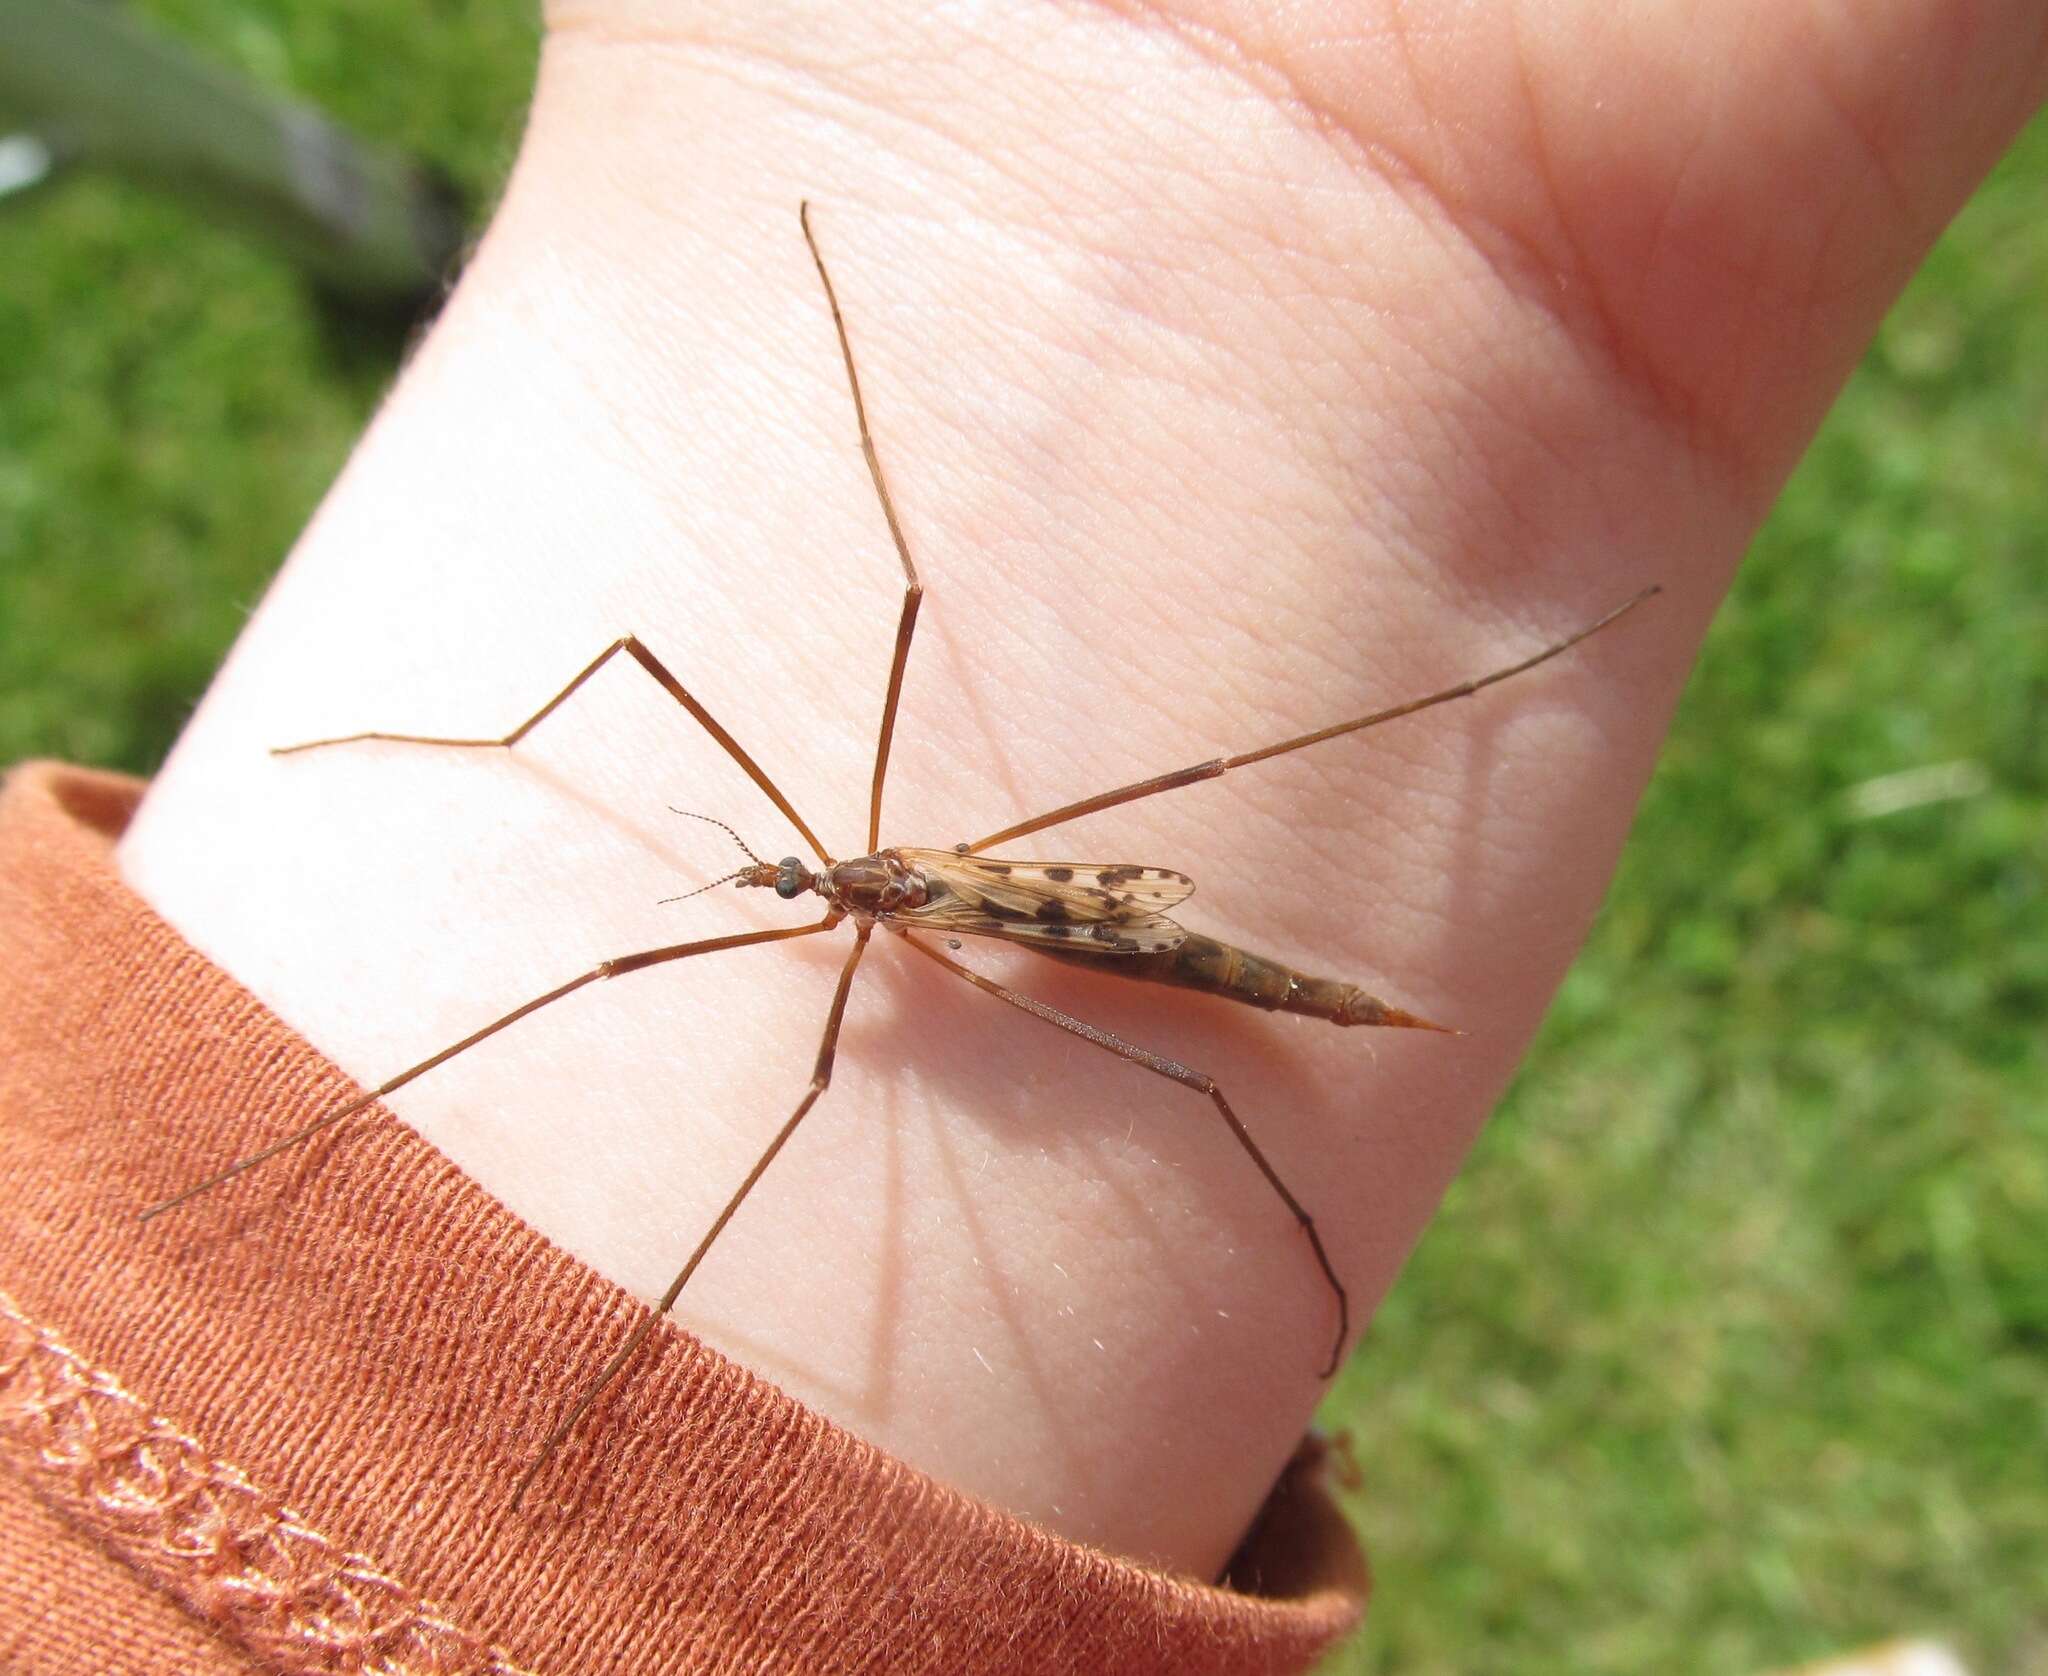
[657, 869, 752, 905]
[657, 810, 775, 901]
[669, 808, 764, 865]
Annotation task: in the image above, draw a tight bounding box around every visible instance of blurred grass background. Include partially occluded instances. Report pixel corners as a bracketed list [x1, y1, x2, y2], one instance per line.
[1, 7, 2041, 1673]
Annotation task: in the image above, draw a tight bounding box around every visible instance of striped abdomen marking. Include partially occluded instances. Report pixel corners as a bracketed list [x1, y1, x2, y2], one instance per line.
[1035, 933, 1452, 1031]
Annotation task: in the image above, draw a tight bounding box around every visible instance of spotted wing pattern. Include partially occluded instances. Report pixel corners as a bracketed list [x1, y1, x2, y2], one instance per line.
[893, 848, 1192, 954]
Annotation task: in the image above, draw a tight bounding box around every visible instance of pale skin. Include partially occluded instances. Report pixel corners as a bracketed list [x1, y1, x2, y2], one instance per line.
[119, 1, 2044, 1580]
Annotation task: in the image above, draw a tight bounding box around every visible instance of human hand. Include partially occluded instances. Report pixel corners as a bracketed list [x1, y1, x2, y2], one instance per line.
[122, 0, 2047, 1579]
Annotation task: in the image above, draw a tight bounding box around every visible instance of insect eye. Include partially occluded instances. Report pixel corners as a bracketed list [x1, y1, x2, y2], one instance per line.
[775, 858, 804, 899]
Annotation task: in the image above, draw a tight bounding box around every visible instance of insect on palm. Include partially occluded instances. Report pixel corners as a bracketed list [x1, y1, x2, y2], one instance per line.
[141, 203, 1657, 1507]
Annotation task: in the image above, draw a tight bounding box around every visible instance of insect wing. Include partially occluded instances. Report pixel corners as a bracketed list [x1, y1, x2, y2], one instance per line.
[895, 849, 1190, 954]
[900, 850, 1195, 913]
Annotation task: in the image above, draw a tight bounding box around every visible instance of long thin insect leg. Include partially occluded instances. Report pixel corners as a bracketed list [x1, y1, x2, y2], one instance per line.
[962, 585, 1661, 853]
[894, 931, 1350, 1378]
[139, 918, 839, 1222]
[512, 921, 874, 1508]
[274, 634, 833, 866]
[800, 202, 923, 855]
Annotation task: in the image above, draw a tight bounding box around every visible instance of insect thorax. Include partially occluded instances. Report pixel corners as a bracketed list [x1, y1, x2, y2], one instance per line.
[823, 850, 929, 918]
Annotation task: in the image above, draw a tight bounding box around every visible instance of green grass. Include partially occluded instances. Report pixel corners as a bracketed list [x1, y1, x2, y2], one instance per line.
[0, 0, 536, 771]
[2, 9, 2042, 1673]
[1328, 125, 2048, 1675]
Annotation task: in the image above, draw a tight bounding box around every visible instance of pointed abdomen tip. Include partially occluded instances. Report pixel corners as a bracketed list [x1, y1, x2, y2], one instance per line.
[1346, 996, 1459, 1033]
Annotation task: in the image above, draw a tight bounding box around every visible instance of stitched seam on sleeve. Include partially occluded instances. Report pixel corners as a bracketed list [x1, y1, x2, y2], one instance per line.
[0, 1287, 537, 1676]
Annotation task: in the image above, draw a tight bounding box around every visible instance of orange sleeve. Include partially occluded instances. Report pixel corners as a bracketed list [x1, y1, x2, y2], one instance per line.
[0, 761, 1365, 1675]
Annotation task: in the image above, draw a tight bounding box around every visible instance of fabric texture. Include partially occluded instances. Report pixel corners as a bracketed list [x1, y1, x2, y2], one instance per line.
[0, 761, 1365, 1675]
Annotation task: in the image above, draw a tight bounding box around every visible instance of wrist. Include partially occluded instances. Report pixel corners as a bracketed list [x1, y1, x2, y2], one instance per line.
[127, 2, 1695, 1578]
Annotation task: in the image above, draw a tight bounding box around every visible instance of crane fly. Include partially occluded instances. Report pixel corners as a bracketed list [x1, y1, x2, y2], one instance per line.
[140, 203, 1659, 1507]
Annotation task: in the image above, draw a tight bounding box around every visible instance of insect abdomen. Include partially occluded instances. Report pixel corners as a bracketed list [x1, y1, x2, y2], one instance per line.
[1040, 933, 1449, 1031]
